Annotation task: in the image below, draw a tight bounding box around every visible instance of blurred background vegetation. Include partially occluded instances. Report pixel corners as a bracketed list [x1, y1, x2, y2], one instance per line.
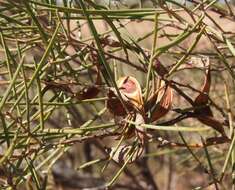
[1, 0, 235, 190]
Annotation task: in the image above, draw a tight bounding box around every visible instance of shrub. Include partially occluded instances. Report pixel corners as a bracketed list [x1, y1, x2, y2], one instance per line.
[0, 1, 235, 189]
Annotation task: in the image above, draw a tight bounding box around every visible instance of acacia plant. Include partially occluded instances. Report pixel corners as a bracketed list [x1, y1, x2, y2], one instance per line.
[0, 0, 235, 189]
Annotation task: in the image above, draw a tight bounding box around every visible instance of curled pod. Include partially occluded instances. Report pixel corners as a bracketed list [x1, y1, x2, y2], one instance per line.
[193, 67, 225, 136]
[107, 144, 144, 164]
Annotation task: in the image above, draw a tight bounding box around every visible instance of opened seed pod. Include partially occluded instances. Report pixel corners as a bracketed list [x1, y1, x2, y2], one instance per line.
[117, 76, 144, 112]
[107, 76, 144, 116]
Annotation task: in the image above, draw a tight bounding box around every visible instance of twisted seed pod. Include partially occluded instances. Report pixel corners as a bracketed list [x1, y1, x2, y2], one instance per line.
[147, 60, 173, 122]
[194, 67, 226, 136]
[107, 144, 144, 164]
[150, 82, 173, 122]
